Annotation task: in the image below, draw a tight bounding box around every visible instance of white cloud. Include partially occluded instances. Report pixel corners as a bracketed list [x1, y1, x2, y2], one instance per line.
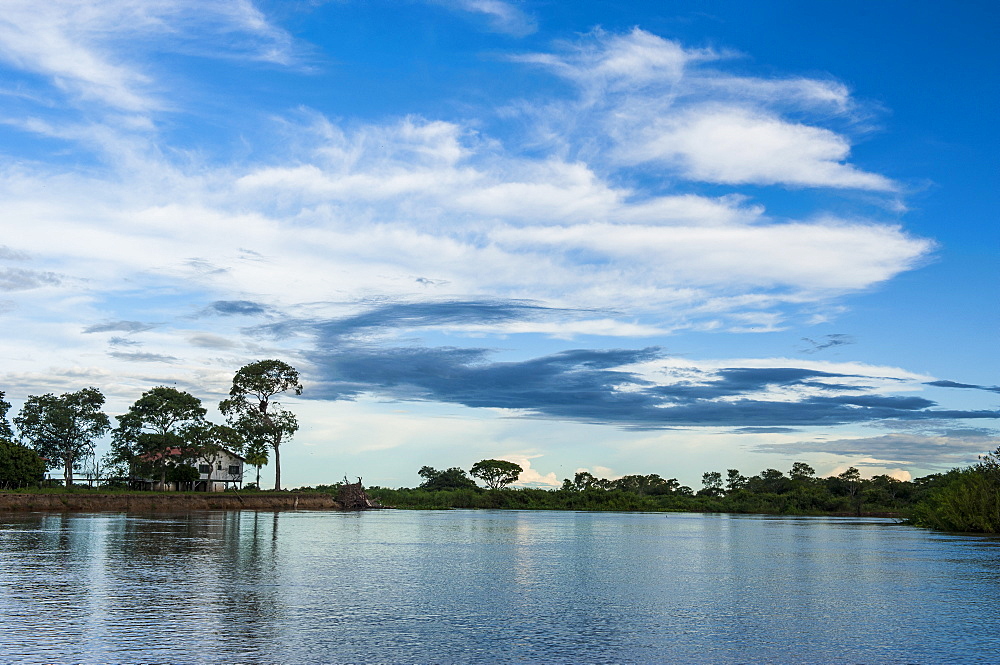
[513, 29, 894, 191]
[621, 107, 894, 190]
[430, 0, 537, 36]
[0, 0, 294, 114]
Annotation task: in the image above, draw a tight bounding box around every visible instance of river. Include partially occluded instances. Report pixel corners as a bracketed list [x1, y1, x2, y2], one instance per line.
[1, 509, 999, 663]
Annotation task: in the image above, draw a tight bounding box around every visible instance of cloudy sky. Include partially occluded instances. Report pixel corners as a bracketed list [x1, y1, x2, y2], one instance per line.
[1, 0, 996, 489]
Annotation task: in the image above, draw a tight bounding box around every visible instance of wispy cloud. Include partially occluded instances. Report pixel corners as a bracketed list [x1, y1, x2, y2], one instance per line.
[83, 320, 156, 334]
[926, 380, 1000, 394]
[0, 0, 296, 115]
[428, 0, 537, 36]
[511, 28, 893, 190]
[0, 267, 60, 291]
[800, 334, 855, 354]
[108, 350, 177, 363]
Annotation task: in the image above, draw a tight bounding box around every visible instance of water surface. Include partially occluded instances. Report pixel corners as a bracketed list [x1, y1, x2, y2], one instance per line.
[1, 510, 998, 663]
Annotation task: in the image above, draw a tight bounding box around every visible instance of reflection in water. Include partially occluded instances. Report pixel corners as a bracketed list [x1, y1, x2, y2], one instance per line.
[1, 510, 1000, 663]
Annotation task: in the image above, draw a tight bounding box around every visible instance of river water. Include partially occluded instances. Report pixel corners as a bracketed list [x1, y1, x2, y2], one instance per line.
[1, 509, 999, 664]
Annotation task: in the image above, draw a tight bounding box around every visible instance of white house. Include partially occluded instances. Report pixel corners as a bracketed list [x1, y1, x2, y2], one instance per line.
[195, 448, 246, 492]
[131, 447, 246, 492]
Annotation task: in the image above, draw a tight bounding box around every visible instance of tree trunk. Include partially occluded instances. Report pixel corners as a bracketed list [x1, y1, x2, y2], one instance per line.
[273, 442, 281, 491]
[64, 457, 73, 490]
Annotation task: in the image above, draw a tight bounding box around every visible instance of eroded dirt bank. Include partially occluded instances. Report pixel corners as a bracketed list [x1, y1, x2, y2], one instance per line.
[0, 492, 342, 512]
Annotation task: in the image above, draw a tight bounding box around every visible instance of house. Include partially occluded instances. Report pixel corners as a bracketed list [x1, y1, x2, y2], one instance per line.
[131, 447, 246, 492]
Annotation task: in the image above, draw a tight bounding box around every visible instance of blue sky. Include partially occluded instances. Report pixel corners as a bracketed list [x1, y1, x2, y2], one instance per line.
[0, 0, 996, 489]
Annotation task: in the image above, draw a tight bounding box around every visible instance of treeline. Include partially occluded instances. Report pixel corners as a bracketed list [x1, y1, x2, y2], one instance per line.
[0, 360, 301, 491]
[305, 457, 1000, 532]
[907, 448, 1000, 533]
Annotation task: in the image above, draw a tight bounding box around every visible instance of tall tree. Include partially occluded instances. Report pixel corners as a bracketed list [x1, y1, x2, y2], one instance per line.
[0, 390, 12, 439]
[14, 388, 111, 488]
[111, 386, 206, 488]
[470, 459, 523, 490]
[220, 360, 302, 491]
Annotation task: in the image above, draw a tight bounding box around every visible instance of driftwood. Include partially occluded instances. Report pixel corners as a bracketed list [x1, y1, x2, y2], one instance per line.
[336, 477, 380, 510]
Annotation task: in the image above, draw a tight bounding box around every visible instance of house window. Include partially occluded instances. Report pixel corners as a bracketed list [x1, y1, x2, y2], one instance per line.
[199, 464, 211, 475]
[228, 465, 240, 476]
[217, 463, 223, 471]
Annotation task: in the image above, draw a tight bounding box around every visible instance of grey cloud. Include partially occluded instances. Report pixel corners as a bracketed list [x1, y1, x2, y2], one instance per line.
[307, 344, 999, 428]
[238, 248, 266, 261]
[415, 277, 449, 287]
[108, 351, 177, 363]
[0, 267, 60, 291]
[316, 299, 559, 341]
[800, 334, 855, 354]
[84, 320, 156, 334]
[204, 300, 270, 316]
[250, 299, 567, 342]
[279, 299, 1000, 429]
[0, 246, 30, 261]
[754, 433, 1000, 471]
[108, 336, 141, 347]
[736, 427, 800, 434]
[186, 258, 228, 275]
[188, 333, 238, 349]
[926, 380, 1000, 394]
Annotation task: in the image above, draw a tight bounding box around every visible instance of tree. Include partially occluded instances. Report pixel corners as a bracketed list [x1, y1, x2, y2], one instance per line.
[0, 437, 45, 488]
[699, 471, 724, 497]
[418, 466, 478, 491]
[470, 459, 523, 490]
[220, 360, 302, 491]
[838, 466, 864, 515]
[790, 462, 817, 482]
[726, 469, 747, 493]
[111, 386, 207, 488]
[14, 388, 111, 488]
[243, 439, 269, 488]
[0, 390, 12, 439]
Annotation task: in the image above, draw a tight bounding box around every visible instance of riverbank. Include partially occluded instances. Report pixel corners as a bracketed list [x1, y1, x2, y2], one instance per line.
[0, 491, 343, 512]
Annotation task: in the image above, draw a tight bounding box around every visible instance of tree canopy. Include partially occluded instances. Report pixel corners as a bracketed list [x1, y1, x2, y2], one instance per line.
[0, 437, 45, 488]
[470, 459, 523, 490]
[110, 386, 207, 484]
[14, 388, 111, 487]
[220, 359, 301, 491]
[418, 465, 479, 491]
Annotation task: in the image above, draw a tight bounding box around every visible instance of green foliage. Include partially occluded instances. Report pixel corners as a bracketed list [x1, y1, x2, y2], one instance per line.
[0, 391, 12, 439]
[909, 448, 1000, 533]
[470, 459, 523, 490]
[418, 465, 480, 491]
[110, 386, 207, 484]
[0, 437, 46, 488]
[220, 359, 301, 491]
[167, 463, 201, 484]
[14, 387, 111, 488]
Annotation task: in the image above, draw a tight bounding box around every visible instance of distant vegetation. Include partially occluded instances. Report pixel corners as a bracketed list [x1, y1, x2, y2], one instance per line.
[302, 456, 1000, 534]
